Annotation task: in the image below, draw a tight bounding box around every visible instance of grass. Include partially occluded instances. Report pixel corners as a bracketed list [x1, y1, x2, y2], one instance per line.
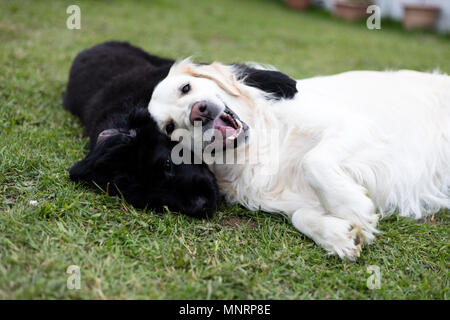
[0, 0, 449, 299]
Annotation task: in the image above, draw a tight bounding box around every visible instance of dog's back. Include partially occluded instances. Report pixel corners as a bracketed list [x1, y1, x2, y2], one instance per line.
[63, 41, 173, 121]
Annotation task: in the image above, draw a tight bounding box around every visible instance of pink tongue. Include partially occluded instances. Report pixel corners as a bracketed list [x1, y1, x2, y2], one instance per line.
[214, 118, 237, 140]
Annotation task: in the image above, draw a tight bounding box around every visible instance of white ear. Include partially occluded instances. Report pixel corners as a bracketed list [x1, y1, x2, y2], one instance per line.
[168, 57, 193, 76]
[170, 60, 241, 97]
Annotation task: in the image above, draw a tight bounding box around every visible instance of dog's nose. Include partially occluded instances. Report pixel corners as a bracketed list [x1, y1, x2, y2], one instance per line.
[190, 101, 209, 125]
[193, 197, 208, 215]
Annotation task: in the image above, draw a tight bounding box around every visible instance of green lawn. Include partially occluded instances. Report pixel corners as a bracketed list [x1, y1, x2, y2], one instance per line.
[0, 0, 449, 299]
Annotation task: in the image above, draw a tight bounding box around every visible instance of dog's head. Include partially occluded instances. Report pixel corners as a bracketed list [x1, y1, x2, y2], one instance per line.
[148, 60, 256, 153]
[69, 109, 220, 218]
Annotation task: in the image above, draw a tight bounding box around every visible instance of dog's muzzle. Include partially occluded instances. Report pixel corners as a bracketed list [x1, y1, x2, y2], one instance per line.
[189, 100, 249, 149]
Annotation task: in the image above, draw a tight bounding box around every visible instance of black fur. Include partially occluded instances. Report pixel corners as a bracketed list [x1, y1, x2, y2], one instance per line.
[64, 41, 220, 218]
[232, 64, 298, 100]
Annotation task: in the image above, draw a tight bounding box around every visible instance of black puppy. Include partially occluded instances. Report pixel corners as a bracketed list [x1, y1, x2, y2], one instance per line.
[64, 41, 297, 218]
[64, 41, 220, 218]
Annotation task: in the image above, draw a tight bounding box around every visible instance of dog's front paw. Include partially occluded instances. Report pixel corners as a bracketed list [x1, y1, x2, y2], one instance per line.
[318, 218, 365, 261]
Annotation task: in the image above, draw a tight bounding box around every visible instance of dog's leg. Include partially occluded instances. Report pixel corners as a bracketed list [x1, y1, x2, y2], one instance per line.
[300, 134, 380, 245]
[291, 207, 364, 260]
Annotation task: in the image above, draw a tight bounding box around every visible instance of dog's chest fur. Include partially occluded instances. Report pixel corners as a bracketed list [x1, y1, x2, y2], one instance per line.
[209, 97, 322, 216]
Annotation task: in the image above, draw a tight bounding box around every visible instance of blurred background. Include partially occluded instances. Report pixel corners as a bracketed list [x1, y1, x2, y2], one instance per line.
[317, 0, 449, 32]
[1, 0, 449, 82]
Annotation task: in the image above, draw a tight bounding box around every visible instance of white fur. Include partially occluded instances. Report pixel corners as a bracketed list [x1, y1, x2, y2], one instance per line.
[149, 63, 450, 260]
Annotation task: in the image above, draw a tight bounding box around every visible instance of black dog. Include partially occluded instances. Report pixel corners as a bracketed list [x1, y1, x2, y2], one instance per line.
[63, 41, 297, 218]
[64, 41, 220, 218]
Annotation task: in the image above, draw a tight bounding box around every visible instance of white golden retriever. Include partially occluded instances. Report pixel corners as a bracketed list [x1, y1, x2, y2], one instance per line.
[148, 60, 450, 260]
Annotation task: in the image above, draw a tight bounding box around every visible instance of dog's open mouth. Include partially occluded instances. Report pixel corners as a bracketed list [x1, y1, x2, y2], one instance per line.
[214, 111, 241, 140]
[209, 107, 248, 147]
[213, 107, 249, 147]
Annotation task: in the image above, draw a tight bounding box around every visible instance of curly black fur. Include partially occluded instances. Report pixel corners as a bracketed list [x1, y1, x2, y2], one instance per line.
[64, 41, 220, 218]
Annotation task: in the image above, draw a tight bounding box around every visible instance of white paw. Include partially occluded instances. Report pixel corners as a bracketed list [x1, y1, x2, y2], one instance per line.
[316, 217, 365, 261]
[331, 196, 379, 245]
[363, 213, 380, 244]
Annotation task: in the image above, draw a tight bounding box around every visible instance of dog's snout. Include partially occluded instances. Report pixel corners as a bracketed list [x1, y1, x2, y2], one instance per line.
[189, 101, 223, 126]
[190, 101, 209, 124]
[191, 197, 210, 217]
[194, 197, 207, 210]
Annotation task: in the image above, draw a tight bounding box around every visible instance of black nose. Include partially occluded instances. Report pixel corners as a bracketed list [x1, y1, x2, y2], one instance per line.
[193, 197, 208, 212]
[188, 197, 213, 218]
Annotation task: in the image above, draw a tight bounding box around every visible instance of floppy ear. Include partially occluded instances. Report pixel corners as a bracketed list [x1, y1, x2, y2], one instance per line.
[69, 132, 132, 187]
[69, 155, 128, 198]
[69, 145, 123, 195]
[170, 59, 241, 97]
[69, 157, 94, 184]
[232, 64, 298, 100]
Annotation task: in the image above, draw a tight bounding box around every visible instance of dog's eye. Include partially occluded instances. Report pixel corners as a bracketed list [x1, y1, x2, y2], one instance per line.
[165, 122, 175, 135]
[181, 83, 191, 94]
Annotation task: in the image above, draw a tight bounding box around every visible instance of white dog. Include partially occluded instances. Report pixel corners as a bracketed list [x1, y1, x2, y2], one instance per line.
[148, 60, 450, 260]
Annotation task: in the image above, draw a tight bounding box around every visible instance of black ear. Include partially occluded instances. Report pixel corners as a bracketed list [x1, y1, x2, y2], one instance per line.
[69, 150, 122, 195]
[69, 129, 140, 197]
[232, 64, 298, 100]
[69, 136, 120, 186]
[69, 157, 93, 183]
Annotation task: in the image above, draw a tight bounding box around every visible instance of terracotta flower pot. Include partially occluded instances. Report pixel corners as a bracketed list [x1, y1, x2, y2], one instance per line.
[286, 0, 310, 10]
[403, 4, 440, 30]
[333, 1, 372, 21]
